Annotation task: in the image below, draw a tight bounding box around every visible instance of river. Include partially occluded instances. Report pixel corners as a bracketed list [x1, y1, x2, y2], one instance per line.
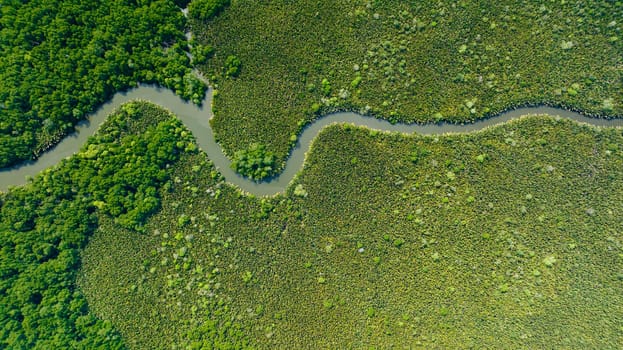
[1, 81, 622, 195]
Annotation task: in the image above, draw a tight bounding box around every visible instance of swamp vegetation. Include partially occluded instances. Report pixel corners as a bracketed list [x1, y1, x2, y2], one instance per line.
[79, 111, 623, 349]
[0, 0, 622, 348]
[1, 99, 622, 348]
[193, 0, 622, 176]
[0, 102, 195, 348]
[5, 101, 621, 348]
[0, 0, 208, 168]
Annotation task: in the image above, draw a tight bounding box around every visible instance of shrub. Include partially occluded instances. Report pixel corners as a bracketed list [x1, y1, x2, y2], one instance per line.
[224, 55, 241, 77]
[190, 44, 214, 65]
[293, 184, 308, 198]
[188, 0, 230, 21]
[321, 78, 332, 96]
[409, 146, 430, 164]
[230, 143, 276, 180]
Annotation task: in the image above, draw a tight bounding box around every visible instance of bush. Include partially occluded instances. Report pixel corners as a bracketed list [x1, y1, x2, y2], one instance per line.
[190, 44, 214, 65]
[224, 55, 241, 77]
[230, 143, 276, 180]
[188, 0, 230, 21]
[321, 78, 332, 96]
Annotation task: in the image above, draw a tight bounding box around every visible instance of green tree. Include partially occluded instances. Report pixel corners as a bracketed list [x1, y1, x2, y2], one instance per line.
[230, 143, 276, 180]
[188, 0, 231, 21]
[224, 55, 241, 77]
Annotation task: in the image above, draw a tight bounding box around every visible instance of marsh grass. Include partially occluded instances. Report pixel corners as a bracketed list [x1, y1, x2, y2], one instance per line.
[80, 113, 623, 348]
[192, 0, 622, 172]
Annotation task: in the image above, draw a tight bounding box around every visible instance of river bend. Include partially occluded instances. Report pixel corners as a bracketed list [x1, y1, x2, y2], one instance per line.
[1, 84, 622, 196]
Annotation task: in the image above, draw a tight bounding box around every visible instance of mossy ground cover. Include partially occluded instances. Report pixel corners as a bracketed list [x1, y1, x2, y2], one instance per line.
[79, 112, 623, 348]
[193, 0, 622, 175]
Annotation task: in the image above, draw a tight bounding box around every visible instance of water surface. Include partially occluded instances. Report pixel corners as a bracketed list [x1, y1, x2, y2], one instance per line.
[1, 85, 621, 196]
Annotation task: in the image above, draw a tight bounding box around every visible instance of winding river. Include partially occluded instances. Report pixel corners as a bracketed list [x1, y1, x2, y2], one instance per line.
[2, 7, 622, 196]
[1, 82, 622, 196]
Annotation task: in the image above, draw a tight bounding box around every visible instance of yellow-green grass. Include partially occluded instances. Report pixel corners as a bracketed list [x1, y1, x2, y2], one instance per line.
[193, 0, 622, 176]
[80, 115, 623, 349]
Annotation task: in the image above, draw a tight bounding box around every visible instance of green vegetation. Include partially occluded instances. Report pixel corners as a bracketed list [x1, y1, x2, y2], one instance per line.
[224, 55, 242, 78]
[230, 143, 277, 180]
[1, 0, 622, 349]
[0, 0, 207, 168]
[72, 103, 199, 231]
[188, 0, 231, 21]
[77, 110, 623, 348]
[2, 99, 622, 348]
[0, 102, 198, 348]
[193, 0, 622, 170]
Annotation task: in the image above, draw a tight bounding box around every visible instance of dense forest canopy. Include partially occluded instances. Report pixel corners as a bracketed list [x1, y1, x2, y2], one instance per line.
[0, 0, 206, 168]
[0, 102, 197, 348]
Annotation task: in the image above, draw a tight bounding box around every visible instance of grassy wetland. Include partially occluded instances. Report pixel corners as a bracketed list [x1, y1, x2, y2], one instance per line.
[1, 0, 622, 348]
[193, 0, 622, 174]
[78, 111, 623, 348]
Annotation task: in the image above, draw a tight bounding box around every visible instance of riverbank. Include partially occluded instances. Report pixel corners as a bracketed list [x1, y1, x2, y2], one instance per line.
[1, 80, 622, 195]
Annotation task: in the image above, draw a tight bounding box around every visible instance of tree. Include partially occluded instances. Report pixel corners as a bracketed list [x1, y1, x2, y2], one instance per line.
[230, 143, 276, 180]
[188, 0, 230, 21]
[224, 55, 241, 77]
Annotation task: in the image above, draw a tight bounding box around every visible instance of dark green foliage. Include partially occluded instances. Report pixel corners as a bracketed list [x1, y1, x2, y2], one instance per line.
[224, 55, 241, 78]
[173, 0, 192, 7]
[0, 159, 125, 348]
[230, 143, 276, 180]
[188, 0, 231, 21]
[70, 103, 197, 231]
[408, 145, 430, 164]
[321, 78, 331, 96]
[0, 0, 206, 168]
[190, 43, 215, 65]
[0, 102, 195, 348]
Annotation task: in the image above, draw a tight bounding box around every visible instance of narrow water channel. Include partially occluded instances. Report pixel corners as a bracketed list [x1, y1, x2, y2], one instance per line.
[1, 82, 622, 196]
